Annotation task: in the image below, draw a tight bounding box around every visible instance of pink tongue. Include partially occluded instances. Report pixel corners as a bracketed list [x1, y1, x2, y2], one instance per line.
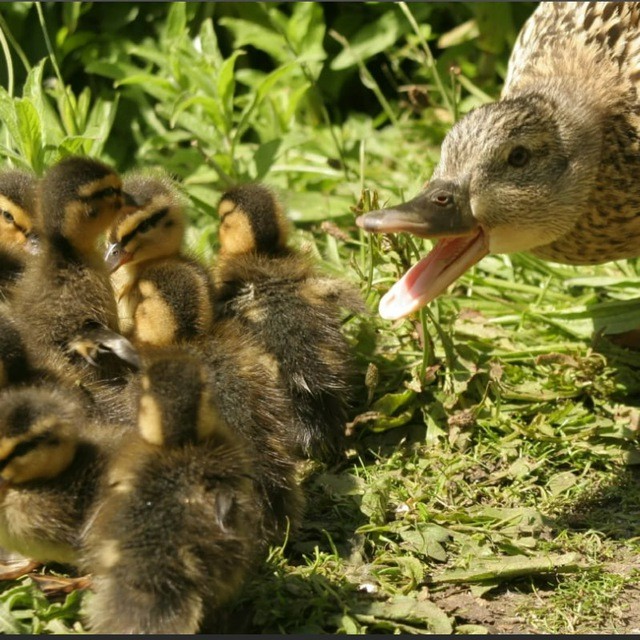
[379, 231, 489, 320]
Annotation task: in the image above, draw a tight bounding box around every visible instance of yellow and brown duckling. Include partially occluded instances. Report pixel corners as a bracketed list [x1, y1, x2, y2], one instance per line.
[10, 156, 139, 419]
[358, 2, 640, 319]
[105, 172, 214, 345]
[196, 322, 304, 544]
[0, 384, 126, 567]
[214, 183, 364, 462]
[83, 350, 261, 634]
[0, 169, 38, 299]
[105, 177, 303, 542]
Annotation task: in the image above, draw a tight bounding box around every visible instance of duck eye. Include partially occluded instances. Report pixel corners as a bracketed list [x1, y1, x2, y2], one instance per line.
[508, 146, 530, 168]
[2, 210, 14, 223]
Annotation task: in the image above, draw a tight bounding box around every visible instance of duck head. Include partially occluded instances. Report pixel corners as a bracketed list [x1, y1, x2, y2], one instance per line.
[357, 90, 602, 319]
[217, 183, 290, 257]
[0, 170, 39, 254]
[39, 156, 137, 260]
[105, 174, 186, 273]
[0, 387, 80, 485]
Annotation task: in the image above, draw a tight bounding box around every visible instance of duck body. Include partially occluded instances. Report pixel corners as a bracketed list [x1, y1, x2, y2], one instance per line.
[215, 184, 364, 461]
[357, 2, 640, 319]
[84, 351, 261, 634]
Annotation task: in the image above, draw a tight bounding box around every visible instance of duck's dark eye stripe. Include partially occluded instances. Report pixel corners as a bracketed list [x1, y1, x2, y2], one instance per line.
[0, 433, 53, 472]
[120, 208, 170, 248]
[79, 187, 122, 203]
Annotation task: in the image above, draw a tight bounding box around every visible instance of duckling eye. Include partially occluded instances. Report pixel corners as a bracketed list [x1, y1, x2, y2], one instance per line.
[2, 210, 14, 224]
[508, 146, 530, 168]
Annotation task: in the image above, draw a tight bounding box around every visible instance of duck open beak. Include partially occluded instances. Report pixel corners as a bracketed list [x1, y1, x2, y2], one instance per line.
[356, 181, 489, 320]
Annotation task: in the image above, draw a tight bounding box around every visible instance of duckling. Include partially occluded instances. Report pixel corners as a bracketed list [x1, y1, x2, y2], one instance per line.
[0, 384, 126, 566]
[10, 156, 139, 419]
[106, 178, 303, 541]
[214, 183, 364, 462]
[357, 3, 640, 319]
[197, 321, 304, 544]
[83, 350, 260, 634]
[0, 169, 38, 299]
[105, 172, 214, 345]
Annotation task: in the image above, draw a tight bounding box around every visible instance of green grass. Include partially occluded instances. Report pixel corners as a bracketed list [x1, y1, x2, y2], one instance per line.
[0, 1, 639, 634]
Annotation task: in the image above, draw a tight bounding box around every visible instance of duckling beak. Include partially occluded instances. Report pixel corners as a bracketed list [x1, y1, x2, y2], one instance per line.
[104, 242, 133, 273]
[355, 181, 489, 320]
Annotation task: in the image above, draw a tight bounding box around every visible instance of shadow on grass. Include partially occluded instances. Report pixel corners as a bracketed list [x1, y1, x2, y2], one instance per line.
[553, 465, 640, 540]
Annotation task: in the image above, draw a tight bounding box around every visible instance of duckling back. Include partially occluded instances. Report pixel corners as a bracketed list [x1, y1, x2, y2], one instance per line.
[214, 184, 364, 461]
[84, 350, 261, 634]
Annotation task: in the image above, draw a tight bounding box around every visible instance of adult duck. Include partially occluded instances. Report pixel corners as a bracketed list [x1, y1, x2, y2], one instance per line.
[357, 2, 640, 320]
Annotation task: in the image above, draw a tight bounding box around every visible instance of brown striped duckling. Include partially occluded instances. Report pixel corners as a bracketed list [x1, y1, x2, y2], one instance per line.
[83, 350, 261, 634]
[106, 178, 304, 542]
[10, 157, 139, 419]
[0, 169, 38, 299]
[105, 173, 214, 345]
[214, 183, 364, 462]
[0, 384, 126, 567]
[358, 3, 640, 319]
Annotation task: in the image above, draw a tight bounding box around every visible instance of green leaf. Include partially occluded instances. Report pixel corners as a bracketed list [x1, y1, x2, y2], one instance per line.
[15, 98, 43, 172]
[217, 49, 245, 125]
[218, 17, 288, 63]
[0, 600, 29, 634]
[432, 552, 582, 584]
[398, 524, 450, 561]
[352, 595, 453, 634]
[331, 11, 403, 71]
[165, 2, 187, 40]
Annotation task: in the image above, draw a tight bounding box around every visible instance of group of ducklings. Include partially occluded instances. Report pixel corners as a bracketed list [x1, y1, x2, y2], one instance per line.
[0, 156, 363, 633]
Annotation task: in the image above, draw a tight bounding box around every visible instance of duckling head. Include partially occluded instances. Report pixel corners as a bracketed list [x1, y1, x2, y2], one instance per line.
[217, 184, 290, 257]
[357, 87, 602, 319]
[0, 388, 79, 485]
[105, 174, 186, 273]
[39, 156, 135, 258]
[137, 351, 223, 447]
[0, 170, 38, 253]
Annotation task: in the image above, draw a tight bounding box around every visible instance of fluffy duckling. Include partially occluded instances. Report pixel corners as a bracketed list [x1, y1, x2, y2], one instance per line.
[11, 157, 139, 418]
[0, 169, 38, 299]
[105, 172, 214, 345]
[83, 350, 260, 634]
[358, 3, 640, 319]
[214, 183, 364, 462]
[106, 177, 303, 540]
[197, 322, 304, 544]
[0, 384, 125, 566]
